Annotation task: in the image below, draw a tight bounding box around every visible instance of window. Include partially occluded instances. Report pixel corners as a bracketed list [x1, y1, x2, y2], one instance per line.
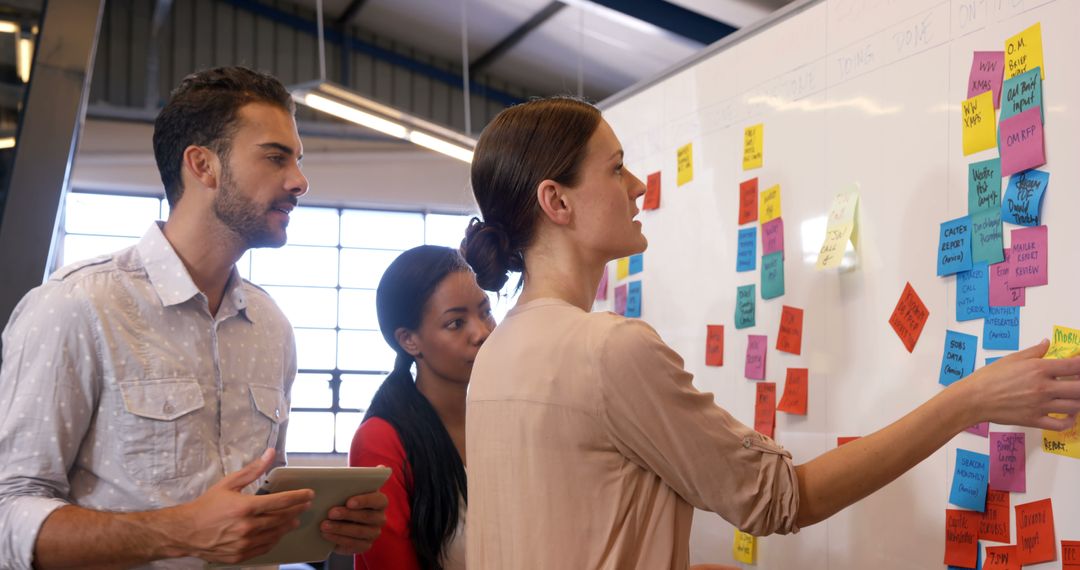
[56, 191, 516, 454]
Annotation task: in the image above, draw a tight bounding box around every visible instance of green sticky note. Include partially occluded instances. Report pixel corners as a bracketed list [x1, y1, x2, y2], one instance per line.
[735, 284, 756, 329]
[761, 252, 785, 300]
[968, 158, 1001, 213]
[971, 209, 1005, 265]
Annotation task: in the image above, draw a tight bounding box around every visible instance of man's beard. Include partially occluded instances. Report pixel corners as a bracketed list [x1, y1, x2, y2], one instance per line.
[212, 164, 287, 249]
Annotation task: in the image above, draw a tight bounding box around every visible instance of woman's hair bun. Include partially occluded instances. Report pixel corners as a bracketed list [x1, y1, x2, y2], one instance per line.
[462, 217, 522, 292]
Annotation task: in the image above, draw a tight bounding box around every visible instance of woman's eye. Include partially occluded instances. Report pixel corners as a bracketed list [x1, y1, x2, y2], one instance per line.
[446, 320, 462, 330]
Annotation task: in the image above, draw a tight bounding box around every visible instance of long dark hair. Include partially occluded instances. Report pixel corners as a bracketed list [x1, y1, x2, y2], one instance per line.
[462, 97, 602, 292]
[365, 245, 471, 570]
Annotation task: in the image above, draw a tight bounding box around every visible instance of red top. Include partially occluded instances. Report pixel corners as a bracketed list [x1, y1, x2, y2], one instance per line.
[349, 417, 420, 570]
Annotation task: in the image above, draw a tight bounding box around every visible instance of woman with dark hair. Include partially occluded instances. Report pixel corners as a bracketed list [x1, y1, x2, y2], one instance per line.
[460, 97, 1080, 569]
[349, 245, 495, 570]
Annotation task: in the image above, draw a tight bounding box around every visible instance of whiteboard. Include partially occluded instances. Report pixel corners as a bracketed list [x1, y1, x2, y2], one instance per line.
[599, 0, 1079, 568]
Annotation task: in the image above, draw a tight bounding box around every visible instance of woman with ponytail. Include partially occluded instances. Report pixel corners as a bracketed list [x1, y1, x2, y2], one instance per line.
[349, 245, 495, 570]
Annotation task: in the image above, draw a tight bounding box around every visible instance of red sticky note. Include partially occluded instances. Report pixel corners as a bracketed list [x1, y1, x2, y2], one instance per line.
[776, 305, 804, 355]
[745, 335, 767, 380]
[968, 51, 1006, 107]
[989, 432, 1026, 493]
[1009, 225, 1047, 288]
[754, 382, 777, 439]
[776, 368, 808, 415]
[739, 178, 759, 225]
[644, 171, 661, 210]
[980, 488, 1011, 543]
[762, 217, 784, 258]
[1062, 540, 1080, 569]
[837, 436, 860, 446]
[1015, 498, 1055, 565]
[889, 282, 930, 353]
[984, 545, 1019, 570]
[945, 509, 981, 568]
[966, 422, 990, 437]
[999, 107, 1046, 176]
[705, 325, 724, 367]
[595, 267, 609, 301]
[989, 249, 1026, 307]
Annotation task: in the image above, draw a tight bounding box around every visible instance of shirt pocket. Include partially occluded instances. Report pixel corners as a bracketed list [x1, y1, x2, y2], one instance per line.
[117, 378, 207, 483]
[248, 383, 289, 449]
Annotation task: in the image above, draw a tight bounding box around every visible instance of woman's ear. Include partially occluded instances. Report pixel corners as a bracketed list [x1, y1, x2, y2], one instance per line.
[536, 179, 573, 226]
[181, 145, 221, 190]
[395, 327, 423, 358]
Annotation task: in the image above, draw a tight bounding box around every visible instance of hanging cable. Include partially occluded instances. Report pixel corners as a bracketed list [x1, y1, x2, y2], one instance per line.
[316, 0, 327, 82]
[577, 6, 584, 98]
[461, 0, 472, 137]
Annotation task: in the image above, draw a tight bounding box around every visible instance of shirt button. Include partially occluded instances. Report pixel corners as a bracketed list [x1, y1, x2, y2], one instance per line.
[274, 408, 280, 419]
[742, 436, 752, 449]
[163, 402, 175, 415]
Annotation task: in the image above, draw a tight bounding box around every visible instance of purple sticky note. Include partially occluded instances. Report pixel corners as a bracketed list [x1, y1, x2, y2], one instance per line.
[989, 249, 1026, 306]
[989, 431, 1026, 492]
[968, 51, 1005, 107]
[614, 283, 627, 315]
[1010, 225, 1047, 288]
[595, 267, 609, 301]
[761, 217, 784, 259]
[966, 423, 990, 437]
[745, 335, 767, 380]
[999, 107, 1045, 176]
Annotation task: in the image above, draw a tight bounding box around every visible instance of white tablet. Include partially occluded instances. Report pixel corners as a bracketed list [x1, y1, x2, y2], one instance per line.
[210, 466, 392, 568]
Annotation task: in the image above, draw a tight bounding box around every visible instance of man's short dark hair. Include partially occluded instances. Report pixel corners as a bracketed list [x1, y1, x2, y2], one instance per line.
[152, 66, 295, 207]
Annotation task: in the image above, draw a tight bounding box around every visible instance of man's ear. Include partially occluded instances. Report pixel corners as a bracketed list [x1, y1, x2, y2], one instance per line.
[181, 145, 221, 190]
[536, 179, 572, 226]
[395, 327, 422, 358]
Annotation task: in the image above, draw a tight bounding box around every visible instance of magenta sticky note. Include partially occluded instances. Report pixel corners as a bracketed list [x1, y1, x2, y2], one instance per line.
[761, 217, 784, 258]
[745, 335, 767, 380]
[989, 249, 1026, 307]
[966, 422, 990, 437]
[614, 283, 628, 315]
[989, 431, 1026, 492]
[999, 107, 1045, 176]
[1010, 225, 1047, 288]
[595, 267, 609, 301]
[968, 51, 1005, 107]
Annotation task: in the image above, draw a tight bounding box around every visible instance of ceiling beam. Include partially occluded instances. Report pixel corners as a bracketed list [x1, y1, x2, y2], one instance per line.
[471, 1, 566, 74]
[335, 0, 370, 26]
[586, 0, 736, 45]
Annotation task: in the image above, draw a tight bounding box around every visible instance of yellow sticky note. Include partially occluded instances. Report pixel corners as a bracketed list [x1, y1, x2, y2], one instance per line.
[1045, 325, 1080, 359]
[677, 143, 694, 186]
[817, 190, 860, 270]
[616, 257, 630, 280]
[743, 124, 763, 170]
[961, 91, 997, 156]
[1042, 325, 1080, 459]
[733, 530, 757, 564]
[1005, 22, 1044, 80]
[759, 185, 781, 224]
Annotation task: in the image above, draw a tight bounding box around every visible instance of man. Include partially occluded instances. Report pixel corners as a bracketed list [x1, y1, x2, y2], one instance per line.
[0, 66, 387, 568]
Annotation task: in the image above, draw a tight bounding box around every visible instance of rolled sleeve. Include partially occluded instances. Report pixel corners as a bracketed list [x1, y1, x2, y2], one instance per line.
[0, 496, 68, 570]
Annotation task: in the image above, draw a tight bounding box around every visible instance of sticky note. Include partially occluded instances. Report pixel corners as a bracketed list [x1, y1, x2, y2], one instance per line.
[948, 543, 984, 570]
[705, 325, 724, 367]
[945, 509, 981, 568]
[777, 367, 808, 415]
[968, 158, 1001, 213]
[940, 330, 978, 387]
[625, 281, 642, 318]
[1015, 498, 1055, 565]
[760, 185, 781, 224]
[595, 267, 609, 301]
[733, 530, 757, 564]
[984, 306, 1020, 351]
[985, 357, 1002, 365]
[677, 143, 693, 186]
[1062, 541, 1080, 569]
[755, 382, 777, 438]
[962, 91, 997, 156]
[736, 227, 757, 272]
[989, 432, 1026, 492]
[966, 422, 990, 437]
[999, 107, 1045, 176]
[1004, 22, 1044, 80]
[950, 449, 990, 512]
[989, 250, 1026, 307]
[776, 305, 804, 355]
[938, 216, 973, 276]
[817, 191, 860, 270]
[614, 284, 627, 315]
[761, 252, 785, 300]
[1043, 414, 1080, 460]
[1001, 67, 1042, 122]
[1045, 325, 1080, 360]
[1009, 225, 1047, 288]
[616, 257, 630, 280]
[761, 217, 784, 258]
[956, 262, 990, 322]
[984, 545, 1019, 570]
[739, 178, 759, 224]
[980, 489, 1011, 543]
[735, 284, 756, 329]
[889, 282, 930, 353]
[971, 209, 1004, 265]
[628, 253, 643, 275]
[968, 51, 1005, 106]
[743, 124, 763, 170]
[643, 171, 661, 210]
[745, 334, 767, 380]
[837, 436, 860, 446]
[1001, 169, 1048, 226]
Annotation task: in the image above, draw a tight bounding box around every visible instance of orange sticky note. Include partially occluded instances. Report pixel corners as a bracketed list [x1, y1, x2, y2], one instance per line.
[739, 178, 759, 225]
[1015, 498, 1055, 565]
[754, 382, 777, 439]
[984, 545, 1020, 570]
[945, 509, 981, 568]
[777, 368, 808, 415]
[644, 171, 661, 210]
[705, 325, 724, 367]
[1062, 540, 1080, 569]
[776, 305, 804, 354]
[837, 436, 860, 446]
[889, 282, 930, 353]
[980, 488, 1010, 543]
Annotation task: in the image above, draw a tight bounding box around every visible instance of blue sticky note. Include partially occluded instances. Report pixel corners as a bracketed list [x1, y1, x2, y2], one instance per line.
[625, 281, 642, 318]
[970, 210, 1004, 265]
[938, 216, 973, 276]
[968, 158, 1001, 213]
[1001, 169, 1048, 226]
[948, 541, 983, 570]
[983, 306, 1019, 350]
[956, 262, 990, 321]
[761, 251, 785, 299]
[986, 356, 1002, 365]
[940, 330, 978, 386]
[628, 253, 644, 275]
[735, 284, 755, 329]
[1000, 67, 1042, 123]
[736, 227, 757, 272]
[949, 449, 990, 512]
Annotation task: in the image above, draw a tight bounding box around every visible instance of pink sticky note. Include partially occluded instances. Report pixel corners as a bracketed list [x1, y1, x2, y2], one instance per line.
[968, 51, 1005, 107]
[1010, 225, 1048, 288]
[745, 335, 767, 380]
[989, 249, 1027, 307]
[614, 284, 628, 315]
[595, 267, 609, 301]
[761, 217, 784, 258]
[999, 107, 1045, 176]
[990, 431, 1026, 492]
[967, 422, 990, 437]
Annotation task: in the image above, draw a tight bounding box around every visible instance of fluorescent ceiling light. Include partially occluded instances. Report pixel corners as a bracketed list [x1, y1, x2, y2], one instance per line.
[17, 37, 31, 83]
[0, 21, 18, 34]
[0, 137, 15, 149]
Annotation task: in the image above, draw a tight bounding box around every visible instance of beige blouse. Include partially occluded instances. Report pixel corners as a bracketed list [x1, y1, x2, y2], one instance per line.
[466, 298, 799, 569]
